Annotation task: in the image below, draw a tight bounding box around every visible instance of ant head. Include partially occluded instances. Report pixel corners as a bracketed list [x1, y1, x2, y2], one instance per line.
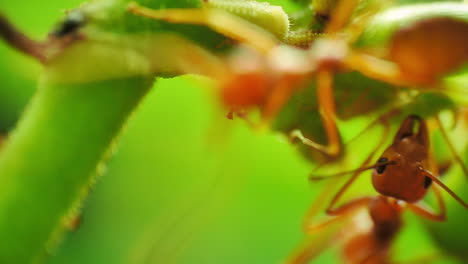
[372, 115, 432, 203]
[312, 114, 468, 209]
[221, 48, 270, 108]
[221, 72, 270, 108]
[222, 46, 308, 109]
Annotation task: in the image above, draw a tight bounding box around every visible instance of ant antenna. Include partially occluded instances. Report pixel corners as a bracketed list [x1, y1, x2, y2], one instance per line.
[309, 121, 393, 182]
[308, 109, 399, 175]
[309, 159, 396, 181]
[421, 168, 468, 209]
[436, 115, 468, 181]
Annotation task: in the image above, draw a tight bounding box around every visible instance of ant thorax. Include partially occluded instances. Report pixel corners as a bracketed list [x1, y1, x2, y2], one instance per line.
[368, 196, 403, 244]
[340, 197, 402, 263]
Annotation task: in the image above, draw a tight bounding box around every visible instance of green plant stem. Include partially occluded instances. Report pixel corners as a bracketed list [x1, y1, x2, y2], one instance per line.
[0, 16, 223, 261]
[0, 75, 153, 263]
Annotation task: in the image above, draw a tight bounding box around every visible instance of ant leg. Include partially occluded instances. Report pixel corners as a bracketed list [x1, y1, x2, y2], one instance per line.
[323, 119, 391, 215]
[300, 108, 400, 178]
[149, 34, 228, 78]
[260, 78, 295, 126]
[289, 70, 340, 157]
[287, 196, 373, 264]
[344, 49, 443, 87]
[229, 109, 258, 129]
[291, 126, 392, 264]
[345, 108, 400, 145]
[344, 51, 410, 86]
[286, 216, 348, 264]
[286, 197, 369, 264]
[312, 197, 371, 224]
[127, 3, 278, 54]
[325, 0, 360, 33]
[407, 185, 446, 222]
[288, 119, 392, 264]
[286, 243, 329, 264]
[285, 221, 340, 264]
[326, 196, 372, 216]
[317, 70, 340, 157]
[436, 115, 468, 181]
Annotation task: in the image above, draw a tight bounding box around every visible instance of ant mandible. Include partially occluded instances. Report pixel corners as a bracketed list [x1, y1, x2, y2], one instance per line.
[287, 115, 468, 263]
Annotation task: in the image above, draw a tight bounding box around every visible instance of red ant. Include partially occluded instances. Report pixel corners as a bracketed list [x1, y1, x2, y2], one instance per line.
[128, 1, 468, 161]
[287, 115, 468, 264]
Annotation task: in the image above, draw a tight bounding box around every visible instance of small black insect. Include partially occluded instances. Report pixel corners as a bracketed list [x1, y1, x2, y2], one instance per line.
[51, 11, 85, 37]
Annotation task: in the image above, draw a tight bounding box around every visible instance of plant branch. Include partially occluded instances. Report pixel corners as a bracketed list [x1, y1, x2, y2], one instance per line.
[0, 14, 47, 63]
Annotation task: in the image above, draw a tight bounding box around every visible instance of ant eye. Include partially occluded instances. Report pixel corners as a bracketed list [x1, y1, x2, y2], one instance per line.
[424, 176, 432, 189]
[376, 157, 388, 174]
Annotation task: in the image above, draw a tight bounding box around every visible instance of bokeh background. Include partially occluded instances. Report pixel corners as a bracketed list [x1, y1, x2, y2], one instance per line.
[0, 0, 466, 263]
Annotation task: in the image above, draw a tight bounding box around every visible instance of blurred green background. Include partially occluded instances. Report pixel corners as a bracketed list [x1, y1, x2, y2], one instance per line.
[0, 0, 466, 263]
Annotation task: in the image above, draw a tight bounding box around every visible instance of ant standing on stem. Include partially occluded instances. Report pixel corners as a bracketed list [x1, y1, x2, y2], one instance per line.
[287, 115, 468, 264]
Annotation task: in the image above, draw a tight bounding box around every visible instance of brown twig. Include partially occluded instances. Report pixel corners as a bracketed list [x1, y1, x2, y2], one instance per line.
[0, 13, 47, 63]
